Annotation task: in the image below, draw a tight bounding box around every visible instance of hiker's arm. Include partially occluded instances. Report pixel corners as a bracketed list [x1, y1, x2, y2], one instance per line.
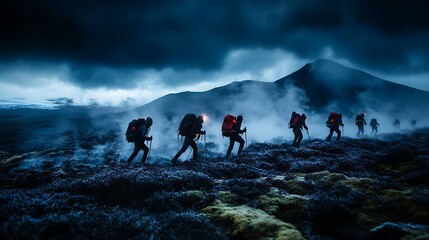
[238, 123, 247, 133]
[195, 122, 205, 134]
[196, 129, 205, 134]
[235, 122, 245, 133]
[141, 126, 152, 141]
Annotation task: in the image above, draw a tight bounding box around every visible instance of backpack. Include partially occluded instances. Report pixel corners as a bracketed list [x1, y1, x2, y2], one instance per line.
[126, 118, 146, 142]
[355, 115, 362, 125]
[291, 113, 301, 128]
[327, 112, 339, 126]
[222, 114, 237, 137]
[178, 113, 197, 136]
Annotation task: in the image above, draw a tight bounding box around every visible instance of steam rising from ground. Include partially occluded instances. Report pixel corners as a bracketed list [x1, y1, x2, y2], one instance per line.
[115, 82, 428, 164]
[6, 68, 428, 168]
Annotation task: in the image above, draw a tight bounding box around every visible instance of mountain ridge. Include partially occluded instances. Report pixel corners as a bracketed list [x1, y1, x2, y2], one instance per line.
[130, 59, 429, 119]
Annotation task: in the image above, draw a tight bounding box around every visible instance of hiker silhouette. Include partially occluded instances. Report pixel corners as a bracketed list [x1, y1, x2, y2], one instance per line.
[370, 118, 380, 136]
[410, 120, 417, 128]
[171, 114, 206, 164]
[393, 119, 401, 130]
[355, 113, 367, 137]
[326, 112, 344, 141]
[225, 115, 246, 157]
[127, 117, 153, 165]
[289, 112, 308, 147]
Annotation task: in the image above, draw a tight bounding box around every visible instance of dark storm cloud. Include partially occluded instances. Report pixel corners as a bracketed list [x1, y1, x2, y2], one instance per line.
[69, 65, 138, 88]
[1, 0, 428, 87]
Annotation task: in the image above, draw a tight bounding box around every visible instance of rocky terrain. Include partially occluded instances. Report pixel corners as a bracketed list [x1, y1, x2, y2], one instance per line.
[1, 129, 428, 239]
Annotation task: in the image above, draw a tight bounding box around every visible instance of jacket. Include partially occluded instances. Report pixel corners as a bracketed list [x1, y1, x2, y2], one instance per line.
[233, 120, 245, 134]
[138, 125, 151, 141]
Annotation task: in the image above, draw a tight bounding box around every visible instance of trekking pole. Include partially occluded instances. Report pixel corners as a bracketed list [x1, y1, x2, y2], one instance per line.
[306, 130, 311, 142]
[147, 138, 152, 161]
[204, 133, 207, 157]
[342, 126, 345, 138]
[187, 137, 198, 160]
[245, 131, 247, 148]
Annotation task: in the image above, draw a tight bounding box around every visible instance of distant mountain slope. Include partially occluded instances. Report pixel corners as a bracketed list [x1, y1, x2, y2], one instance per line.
[131, 59, 429, 119]
[133, 80, 275, 119]
[277, 59, 429, 114]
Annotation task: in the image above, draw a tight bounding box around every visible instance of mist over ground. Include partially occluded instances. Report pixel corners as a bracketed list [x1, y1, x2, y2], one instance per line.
[117, 82, 428, 163]
[1, 60, 428, 169]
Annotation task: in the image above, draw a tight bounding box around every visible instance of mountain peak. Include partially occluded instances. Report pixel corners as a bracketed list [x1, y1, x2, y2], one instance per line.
[274, 59, 429, 113]
[290, 59, 348, 75]
[312, 58, 346, 67]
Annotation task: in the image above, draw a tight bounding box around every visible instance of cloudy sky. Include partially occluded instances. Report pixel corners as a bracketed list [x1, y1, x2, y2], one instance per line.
[1, 0, 428, 107]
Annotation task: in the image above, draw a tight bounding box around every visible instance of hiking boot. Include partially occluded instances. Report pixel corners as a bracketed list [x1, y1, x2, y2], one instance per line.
[171, 158, 179, 165]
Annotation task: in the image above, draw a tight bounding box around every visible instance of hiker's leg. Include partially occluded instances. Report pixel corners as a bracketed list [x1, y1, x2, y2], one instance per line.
[226, 136, 235, 157]
[292, 128, 299, 145]
[127, 142, 140, 164]
[336, 128, 341, 141]
[172, 138, 191, 161]
[141, 143, 149, 163]
[297, 129, 303, 145]
[237, 135, 245, 155]
[190, 140, 198, 160]
[326, 128, 334, 141]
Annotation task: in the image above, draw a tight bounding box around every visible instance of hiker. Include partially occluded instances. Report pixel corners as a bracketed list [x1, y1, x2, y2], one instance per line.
[355, 113, 367, 137]
[289, 112, 308, 146]
[171, 114, 206, 164]
[393, 119, 400, 130]
[326, 112, 344, 141]
[411, 120, 417, 128]
[370, 118, 379, 136]
[126, 117, 153, 165]
[224, 115, 247, 157]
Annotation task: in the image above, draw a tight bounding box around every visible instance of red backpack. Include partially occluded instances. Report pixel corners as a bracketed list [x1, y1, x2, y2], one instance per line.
[329, 112, 339, 124]
[291, 114, 301, 127]
[222, 114, 237, 137]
